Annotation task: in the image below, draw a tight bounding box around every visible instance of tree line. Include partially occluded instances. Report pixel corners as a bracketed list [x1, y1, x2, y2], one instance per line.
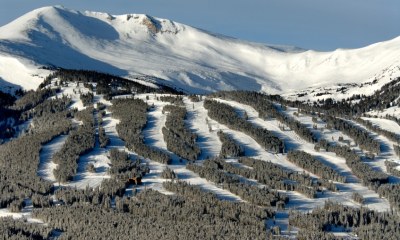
[204, 99, 284, 153]
[356, 117, 400, 144]
[217, 130, 244, 158]
[108, 148, 150, 181]
[162, 104, 200, 161]
[289, 200, 400, 240]
[80, 91, 94, 106]
[273, 77, 400, 118]
[159, 95, 184, 105]
[97, 107, 109, 148]
[53, 108, 96, 182]
[111, 98, 171, 164]
[39, 69, 182, 97]
[395, 145, 400, 158]
[316, 139, 388, 186]
[0, 216, 53, 240]
[210, 90, 318, 143]
[287, 150, 345, 184]
[189, 159, 289, 207]
[11, 88, 58, 112]
[20, 95, 72, 121]
[322, 116, 381, 154]
[239, 157, 331, 198]
[0, 108, 72, 210]
[187, 162, 284, 207]
[0, 88, 60, 140]
[384, 161, 400, 177]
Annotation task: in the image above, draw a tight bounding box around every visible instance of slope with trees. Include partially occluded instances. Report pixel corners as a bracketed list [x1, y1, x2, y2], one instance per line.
[204, 99, 284, 153]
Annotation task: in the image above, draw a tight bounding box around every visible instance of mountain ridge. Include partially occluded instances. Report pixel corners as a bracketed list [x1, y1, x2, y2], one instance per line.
[0, 6, 399, 95]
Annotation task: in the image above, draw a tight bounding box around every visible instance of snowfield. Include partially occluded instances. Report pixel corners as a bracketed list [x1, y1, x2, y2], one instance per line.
[1, 5, 400, 238]
[0, 6, 399, 97]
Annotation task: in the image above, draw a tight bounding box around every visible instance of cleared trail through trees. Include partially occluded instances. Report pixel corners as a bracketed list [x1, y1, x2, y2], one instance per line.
[362, 117, 400, 137]
[61, 92, 110, 189]
[0, 199, 44, 224]
[199, 99, 300, 172]
[346, 118, 400, 180]
[183, 97, 222, 160]
[214, 98, 390, 212]
[38, 134, 68, 182]
[67, 107, 111, 189]
[137, 95, 243, 201]
[281, 106, 395, 180]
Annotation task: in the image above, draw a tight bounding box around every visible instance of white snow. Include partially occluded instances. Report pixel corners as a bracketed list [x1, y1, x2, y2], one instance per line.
[0, 6, 398, 237]
[131, 94, 243, 201]
[64, 96, 111, 189]
[211, 98, 390, 212]
[183, 97, 222, 160]
[0, 200, 44, 224]
[55, 81, 90, 111]
[0, 55, 49, 92]
[362, 117, 400, 135]
[38, 134, 68, 182]
[0, 6, 399, 95]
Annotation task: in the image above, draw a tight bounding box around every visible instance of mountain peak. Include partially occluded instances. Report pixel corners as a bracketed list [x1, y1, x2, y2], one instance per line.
[0, 6, 399, 95]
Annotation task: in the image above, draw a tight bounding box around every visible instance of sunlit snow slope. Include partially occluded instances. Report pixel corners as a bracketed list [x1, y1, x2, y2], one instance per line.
[0, 6, 400, 94]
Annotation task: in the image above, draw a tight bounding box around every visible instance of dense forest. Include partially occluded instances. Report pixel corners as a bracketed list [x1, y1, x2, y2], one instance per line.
[0, 94, 72, 211]
[289, 201, 400, 240]
[30, 182, 273, 240]
[217, 130, 244, 158]
[1, 70, 400, 239]
[39, 69, 182, 96]
[287, 150, 345, 184]
[162, 104, 201, 161]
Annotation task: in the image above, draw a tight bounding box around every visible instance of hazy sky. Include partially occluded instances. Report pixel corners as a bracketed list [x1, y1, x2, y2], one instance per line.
[0, 0, 399, 51]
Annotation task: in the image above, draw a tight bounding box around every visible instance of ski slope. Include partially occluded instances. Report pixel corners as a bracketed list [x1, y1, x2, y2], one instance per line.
[25, 84, 397, 238]
[212, 98, 390, 212]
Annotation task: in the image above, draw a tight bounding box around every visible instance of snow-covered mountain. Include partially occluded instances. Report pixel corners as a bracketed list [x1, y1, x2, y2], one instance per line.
[0, 5, 400, 95]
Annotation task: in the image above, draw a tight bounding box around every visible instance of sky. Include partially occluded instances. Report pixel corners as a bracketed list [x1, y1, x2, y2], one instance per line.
[0, 0, 399, 51]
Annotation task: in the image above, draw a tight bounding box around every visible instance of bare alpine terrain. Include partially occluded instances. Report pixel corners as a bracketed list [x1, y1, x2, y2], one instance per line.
[1, 6, 400, 240]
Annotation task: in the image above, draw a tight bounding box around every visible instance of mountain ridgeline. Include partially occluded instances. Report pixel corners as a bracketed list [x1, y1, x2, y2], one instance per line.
[1, 5, 400, 240]
[0, 5, 399, 95]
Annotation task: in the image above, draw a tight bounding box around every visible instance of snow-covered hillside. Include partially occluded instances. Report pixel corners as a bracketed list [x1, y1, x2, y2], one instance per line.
[0, 6, 399, 95]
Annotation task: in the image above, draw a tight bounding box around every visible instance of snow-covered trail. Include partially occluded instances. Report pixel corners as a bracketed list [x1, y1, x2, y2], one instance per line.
[183, 97, 222, 160]
[281, 106, 399, 178]
[38, 134, 68, 182]
[0, 199, 44, 224]
[362, 117, 400, 135]
[345, 118, 400, 179]
[141, 97, 171, 155]
[133, 94, 243, 201]
[279, 105, 395, 176]
[213, 98, 339, 174]
[55, 81, 89, 111]
[212, 98, 390, 212]
[66, 105, 111, 189]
